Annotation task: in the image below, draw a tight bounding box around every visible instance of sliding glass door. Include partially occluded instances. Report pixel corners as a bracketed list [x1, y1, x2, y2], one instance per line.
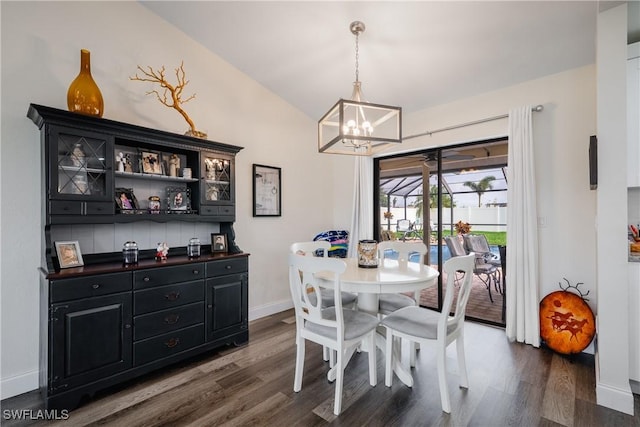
[375, 138, 508, 326]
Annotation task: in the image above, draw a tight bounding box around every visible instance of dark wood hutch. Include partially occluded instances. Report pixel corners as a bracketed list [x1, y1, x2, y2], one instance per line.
[28, 104, 249, 411]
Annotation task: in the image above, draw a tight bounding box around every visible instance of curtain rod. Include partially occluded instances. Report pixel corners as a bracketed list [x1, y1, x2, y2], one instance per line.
[403, 104, 544, 141]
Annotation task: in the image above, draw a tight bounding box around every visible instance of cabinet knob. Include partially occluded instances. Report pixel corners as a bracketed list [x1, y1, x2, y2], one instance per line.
[143, 277, 150, 282]
[92, 284, 100, 289]
[225, 265, 232, 270]
[192, 270, 199, 275]
[208, 304, 213, 309]
[165, 291, 180, 301]
[164, 314, 180, 324]
[124, 324, 131, 329]
[165, 338, 180, 348]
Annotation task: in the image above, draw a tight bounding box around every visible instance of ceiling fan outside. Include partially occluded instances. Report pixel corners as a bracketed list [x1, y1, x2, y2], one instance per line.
[423, 150, 475, 167]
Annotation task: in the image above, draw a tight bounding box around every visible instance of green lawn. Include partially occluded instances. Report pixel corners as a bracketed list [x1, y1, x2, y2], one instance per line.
[413, 230, 507, 246]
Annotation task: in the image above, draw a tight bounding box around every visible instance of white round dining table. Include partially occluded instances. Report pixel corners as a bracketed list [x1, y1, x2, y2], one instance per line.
[317, 257, 439, 315]
[316, 257, 439, 386]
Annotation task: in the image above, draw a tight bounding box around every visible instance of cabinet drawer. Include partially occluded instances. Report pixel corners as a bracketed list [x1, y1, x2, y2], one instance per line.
[134, 302, 204, 341]
[134, 324, 204, 366]
[50, 201, 114, 215]
[207, 257, 248, 277]
[85, 202, 114, 215]
[200, 205, 234, 217]
[51, 272, 132, 303]
[50, 200, 82, 215]
[134, 281, 204, 315]
[134, 264, 204, 289]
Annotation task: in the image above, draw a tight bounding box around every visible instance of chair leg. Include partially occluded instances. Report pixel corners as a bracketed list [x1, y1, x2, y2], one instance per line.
[294, 336, 305, 392]
[333, 349, 344, 415]
[456, 333, 469, 389]
[329, 348, 336, 368]
[368, 332, 377, 386]
[437, 342, 451, 413]
[323, 345, 329, 362]
[409, 341, 417, 368]
[385, 329, 394, 387]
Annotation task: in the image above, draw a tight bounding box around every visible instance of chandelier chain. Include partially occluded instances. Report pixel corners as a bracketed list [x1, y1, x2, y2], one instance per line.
[354, 32, 359, 83]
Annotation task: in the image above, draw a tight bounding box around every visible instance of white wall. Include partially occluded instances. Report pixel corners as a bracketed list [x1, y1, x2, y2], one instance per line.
[595, 4, 634, 415]
[0, 2, 335, 399]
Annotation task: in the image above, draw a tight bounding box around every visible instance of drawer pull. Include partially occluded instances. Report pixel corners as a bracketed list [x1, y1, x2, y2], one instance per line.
[143, 277, 150, 282]
[165, 291, 180, 301]
[225, 265, 232, 270]
[165, 338, 180, 348]
[164, 314, 180, 325]
[192, 269, 199, 275]
[92, 284, 100, 289]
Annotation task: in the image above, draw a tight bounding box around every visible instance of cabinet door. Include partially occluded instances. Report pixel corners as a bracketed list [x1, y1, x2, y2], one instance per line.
[205, 274, 247, 342]
[200, 153, 235, 214]
[49, 293, 131, 393]
[49, 125, 114, 202]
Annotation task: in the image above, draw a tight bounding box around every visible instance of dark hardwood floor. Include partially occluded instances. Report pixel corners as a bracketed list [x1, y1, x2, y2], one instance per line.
[2, 309, 639, 426]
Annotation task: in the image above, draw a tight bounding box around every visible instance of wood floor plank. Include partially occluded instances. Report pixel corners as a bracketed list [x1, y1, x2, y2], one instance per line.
[541, 354, 577, 426]
[3, 309, 640, 427]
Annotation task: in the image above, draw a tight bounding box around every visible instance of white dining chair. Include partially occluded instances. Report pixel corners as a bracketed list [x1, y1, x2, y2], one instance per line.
[290, 241, 358, 365]
[380, 253, 475, 414]
[377, 241, 428, 316]
[288, 253, 378, 415]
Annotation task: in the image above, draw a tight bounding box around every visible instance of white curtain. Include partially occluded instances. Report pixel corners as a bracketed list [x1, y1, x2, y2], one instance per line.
[347, 156, 374, 258]
[506, 105, 540, 347]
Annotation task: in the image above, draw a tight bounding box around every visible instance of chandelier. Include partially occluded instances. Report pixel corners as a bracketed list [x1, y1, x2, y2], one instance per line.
[318, 21, 402, 156]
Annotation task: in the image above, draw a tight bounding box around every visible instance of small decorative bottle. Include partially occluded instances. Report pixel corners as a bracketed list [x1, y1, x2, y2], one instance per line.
[67, 49, 104, 117]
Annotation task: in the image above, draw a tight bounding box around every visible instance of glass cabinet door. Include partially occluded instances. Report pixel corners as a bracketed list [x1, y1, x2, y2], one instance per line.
[51, 127, 113, 201]
[201, 154, 233, 204]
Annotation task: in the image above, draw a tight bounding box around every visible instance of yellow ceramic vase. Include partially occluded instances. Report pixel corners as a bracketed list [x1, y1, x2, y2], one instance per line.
[67, 49, 104, 117]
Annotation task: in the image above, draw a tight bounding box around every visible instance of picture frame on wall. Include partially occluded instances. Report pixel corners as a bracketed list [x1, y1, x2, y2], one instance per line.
[211, 233, 228, 253]
[140, 150, 163, 175]
[55, 241, 84, 268]
[253, 164, 281, 217]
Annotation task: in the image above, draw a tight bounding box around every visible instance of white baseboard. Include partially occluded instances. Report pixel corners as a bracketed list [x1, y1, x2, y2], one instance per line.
[596, 382, 635, 415]
[0, 370, 38, 400]
[631, 379, 640, 395]
[248, 299, 293, 321]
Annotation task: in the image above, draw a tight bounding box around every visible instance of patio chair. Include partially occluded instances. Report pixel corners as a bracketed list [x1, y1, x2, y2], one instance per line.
[288, 253, 378, 415]
[463, 234, 502, 293]
[444, 235, 497, 303]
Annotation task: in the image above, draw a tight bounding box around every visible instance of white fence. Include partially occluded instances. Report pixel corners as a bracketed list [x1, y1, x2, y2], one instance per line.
[380, 206, 507, 232]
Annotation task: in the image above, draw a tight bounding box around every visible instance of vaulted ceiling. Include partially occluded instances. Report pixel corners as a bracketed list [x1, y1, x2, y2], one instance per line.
[142, 1, 597, 121]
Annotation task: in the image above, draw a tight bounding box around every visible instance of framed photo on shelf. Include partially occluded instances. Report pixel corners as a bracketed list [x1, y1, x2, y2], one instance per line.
[140, 150, 163, 175]
[167, 187, 190, 212]
[55, 241, 84, 269]
[115, 188, 138, 213]
[253, 164, 281, 217]
[211, 233, 228, 253]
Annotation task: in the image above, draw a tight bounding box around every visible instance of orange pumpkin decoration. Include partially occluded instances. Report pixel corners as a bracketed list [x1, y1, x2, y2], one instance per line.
[540, 281, 595, 355]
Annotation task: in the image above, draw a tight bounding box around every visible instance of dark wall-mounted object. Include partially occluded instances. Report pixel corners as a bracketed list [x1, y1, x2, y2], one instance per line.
[589, 135, 597, 190]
